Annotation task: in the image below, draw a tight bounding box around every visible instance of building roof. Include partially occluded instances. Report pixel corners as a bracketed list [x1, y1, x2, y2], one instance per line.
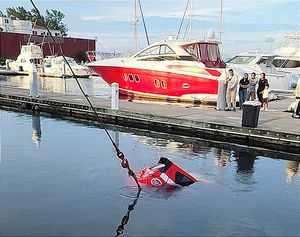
[33, 25, 61, 32]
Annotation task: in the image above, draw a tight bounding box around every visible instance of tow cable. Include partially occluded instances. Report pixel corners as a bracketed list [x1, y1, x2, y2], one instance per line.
[29, 0, 142, 191]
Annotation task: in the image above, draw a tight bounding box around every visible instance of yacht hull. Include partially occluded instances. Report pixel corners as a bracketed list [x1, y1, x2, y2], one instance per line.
[89, 65, 220, 100]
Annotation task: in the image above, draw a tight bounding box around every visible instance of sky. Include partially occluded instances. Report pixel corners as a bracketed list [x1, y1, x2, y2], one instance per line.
[1, 0, 299, 57]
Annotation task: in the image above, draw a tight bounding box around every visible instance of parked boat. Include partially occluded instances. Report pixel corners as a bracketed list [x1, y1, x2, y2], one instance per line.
[6, 43, 91, 78]
[6, 43, 43, 73]
[227, 32, 300, 92]
[41, 55, 91, 78]
[88, 40, 226, 102]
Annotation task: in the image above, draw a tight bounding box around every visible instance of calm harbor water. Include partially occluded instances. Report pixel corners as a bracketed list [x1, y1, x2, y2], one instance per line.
[0, 109, 299, 236]
[0, 75, 111, 98]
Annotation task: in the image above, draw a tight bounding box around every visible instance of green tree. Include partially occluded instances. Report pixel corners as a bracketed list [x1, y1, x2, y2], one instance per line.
[45, 9, 68, 36]
[6, 7, 32, 20]
[30, 8, 45, 26]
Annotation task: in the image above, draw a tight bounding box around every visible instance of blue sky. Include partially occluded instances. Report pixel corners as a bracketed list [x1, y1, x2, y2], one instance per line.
[1, 0, 299, 57]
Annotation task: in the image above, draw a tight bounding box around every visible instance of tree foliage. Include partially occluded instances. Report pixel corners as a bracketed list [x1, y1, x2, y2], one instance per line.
[6, 7, 68, 36]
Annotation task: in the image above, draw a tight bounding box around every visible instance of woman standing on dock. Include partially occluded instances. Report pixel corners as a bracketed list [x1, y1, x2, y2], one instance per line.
[257, 73, 268, 105]
[247, 72, 257, 101]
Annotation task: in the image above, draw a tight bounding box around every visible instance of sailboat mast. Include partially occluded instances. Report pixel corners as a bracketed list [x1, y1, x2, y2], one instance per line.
[219, 0, 223, 41]
[134, 0, 138, 52]
[189, 0, 193, 39]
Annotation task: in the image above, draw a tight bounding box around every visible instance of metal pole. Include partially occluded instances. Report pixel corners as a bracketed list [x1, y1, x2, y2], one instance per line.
[219, 0, 223, 41]
[134, 0, 138, 52]
[28, 62, 39, 97]
[216, 70, 227, 110]
[111, 82, 119, 110]
[189, 0, 193, 39]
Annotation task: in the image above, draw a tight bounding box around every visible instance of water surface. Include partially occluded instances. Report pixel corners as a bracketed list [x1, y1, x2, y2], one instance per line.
[0, 75, 110, 98]
[0, 110, 299, 236]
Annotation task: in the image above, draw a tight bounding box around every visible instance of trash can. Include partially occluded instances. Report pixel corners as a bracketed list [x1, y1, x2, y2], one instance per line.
[242, 101, 261, 128]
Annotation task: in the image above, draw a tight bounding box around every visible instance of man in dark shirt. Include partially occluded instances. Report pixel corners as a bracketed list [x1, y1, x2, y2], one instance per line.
[239, 73, 249, 109]
[257, 73, 268, 105]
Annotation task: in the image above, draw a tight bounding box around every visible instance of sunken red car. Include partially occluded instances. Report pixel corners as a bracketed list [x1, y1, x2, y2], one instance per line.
[137, 157, 197, 188]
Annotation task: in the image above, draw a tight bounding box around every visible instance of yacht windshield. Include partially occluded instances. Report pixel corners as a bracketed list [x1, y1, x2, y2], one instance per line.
[272, 59, 300, 68]
[227, 56, 256, 64]
[135, 44, 175, 58]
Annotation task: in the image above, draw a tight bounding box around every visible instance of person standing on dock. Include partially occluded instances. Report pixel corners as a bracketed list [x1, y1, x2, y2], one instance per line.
[225, 69, 238, 111]
[257, 73, 268, 105]
[247, 72, 257, 101]
[238, 73, 249, 109]
[262, 84, 270, 111]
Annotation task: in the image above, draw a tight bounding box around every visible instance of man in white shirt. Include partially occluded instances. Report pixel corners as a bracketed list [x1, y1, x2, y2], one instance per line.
[225, 69, 238, 111]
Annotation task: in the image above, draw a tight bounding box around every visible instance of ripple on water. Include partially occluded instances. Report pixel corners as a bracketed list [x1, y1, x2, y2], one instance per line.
[118, 184, 196, 201]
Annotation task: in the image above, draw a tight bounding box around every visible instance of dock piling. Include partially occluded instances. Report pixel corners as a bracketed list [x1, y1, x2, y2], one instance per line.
[28, 63, 39, 98]
[111, 82, 119, 110]
[216, 70, 227, 110]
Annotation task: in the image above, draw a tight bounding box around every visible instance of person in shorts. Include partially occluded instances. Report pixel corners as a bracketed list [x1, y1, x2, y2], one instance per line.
[262, 83, 270, 110]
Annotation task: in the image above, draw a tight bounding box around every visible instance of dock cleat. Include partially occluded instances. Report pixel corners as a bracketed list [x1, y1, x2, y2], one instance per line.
[137, 157, 197, 188]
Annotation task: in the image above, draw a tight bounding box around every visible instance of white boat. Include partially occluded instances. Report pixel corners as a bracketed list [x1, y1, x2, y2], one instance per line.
[6, 43, 43, 72]
[6, 43, 91, 78]
[227, 32, 300, 92]
[41, 55, 91, 78]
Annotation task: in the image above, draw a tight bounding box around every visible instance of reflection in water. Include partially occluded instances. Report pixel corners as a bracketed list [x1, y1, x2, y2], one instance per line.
[32, 113, 42, 148]
[234, 150, 257, 192]
[235, 150, 256, 173]
[115, 189, 141, 237]
[0, 75, 110, 98]
[113, 130, 120, 148]
[286, 161, 300, 183]
[115, 185, 182, 236]
[128, 130, 300, 185]
[214, 149, 232, 167]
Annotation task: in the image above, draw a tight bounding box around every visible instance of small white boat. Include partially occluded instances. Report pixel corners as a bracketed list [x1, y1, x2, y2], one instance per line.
[41, 55, 91, 78]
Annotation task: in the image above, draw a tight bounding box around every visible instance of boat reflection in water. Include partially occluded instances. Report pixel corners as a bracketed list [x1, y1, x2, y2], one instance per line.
[32, 113, 42, 148]
[0, 75, 110, 98]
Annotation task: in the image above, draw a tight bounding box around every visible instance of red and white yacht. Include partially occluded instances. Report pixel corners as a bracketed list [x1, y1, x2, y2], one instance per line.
[88, 40, 226, 102]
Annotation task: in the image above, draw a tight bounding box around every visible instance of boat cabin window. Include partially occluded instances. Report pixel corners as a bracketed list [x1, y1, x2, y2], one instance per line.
[182, 42, 226, 68]
[149, 163, 165, 172]
[135, 44, 175, 58]
[67, 58, 77, 64]
[185, 44, 199, 59]
[256, 56, 273, 67]
[175, 172, 194, 186]
[272, 59, 300, 68]
[226, 56, 256, 64]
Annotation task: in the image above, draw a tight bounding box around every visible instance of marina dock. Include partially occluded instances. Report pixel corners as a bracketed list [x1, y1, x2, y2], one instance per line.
[0, 86, 299, 154]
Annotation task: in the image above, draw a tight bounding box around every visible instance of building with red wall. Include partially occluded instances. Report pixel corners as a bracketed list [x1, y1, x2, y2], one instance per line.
[0, 31, 95, 59]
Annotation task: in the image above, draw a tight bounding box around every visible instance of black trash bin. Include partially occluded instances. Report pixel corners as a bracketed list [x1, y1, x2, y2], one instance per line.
[242, 101, 261, 128]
